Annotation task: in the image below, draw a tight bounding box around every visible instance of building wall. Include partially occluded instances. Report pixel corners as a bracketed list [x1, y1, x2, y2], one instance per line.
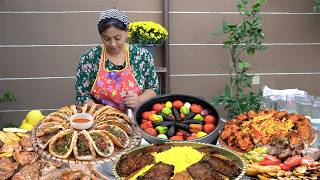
[1, 0, 319, 126]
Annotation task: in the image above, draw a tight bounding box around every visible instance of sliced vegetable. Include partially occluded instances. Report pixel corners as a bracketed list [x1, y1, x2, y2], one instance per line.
[259, 155, 281, 166]
[284, 155, 302, 168]
[279, 163, 292, 171]
[253, 146, 268, 154]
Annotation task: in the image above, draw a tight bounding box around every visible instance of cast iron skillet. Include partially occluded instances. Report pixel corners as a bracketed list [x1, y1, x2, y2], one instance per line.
[134, 94, 221, 144]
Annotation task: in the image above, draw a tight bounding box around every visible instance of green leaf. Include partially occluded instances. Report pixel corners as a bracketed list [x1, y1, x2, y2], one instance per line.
[0, 91, 16, 103]
[246, 48, 255, 56]
[239, 61, 251, 71]
[212, 0, 266, 119]
[244, 10, 251, 16]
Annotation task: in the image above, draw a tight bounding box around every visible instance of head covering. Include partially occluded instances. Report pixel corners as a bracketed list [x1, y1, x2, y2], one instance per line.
[98, 9, 129, 28]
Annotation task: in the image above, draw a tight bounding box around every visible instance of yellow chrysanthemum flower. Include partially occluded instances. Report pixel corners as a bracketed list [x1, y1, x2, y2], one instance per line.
[128, 21, 168, 45]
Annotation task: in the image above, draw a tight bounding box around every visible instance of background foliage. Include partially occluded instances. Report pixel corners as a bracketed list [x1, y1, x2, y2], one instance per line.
[212, 0, 267, 119]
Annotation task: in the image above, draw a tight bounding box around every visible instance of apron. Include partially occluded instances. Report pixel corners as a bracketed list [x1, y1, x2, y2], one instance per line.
[90, 44, 142, 111]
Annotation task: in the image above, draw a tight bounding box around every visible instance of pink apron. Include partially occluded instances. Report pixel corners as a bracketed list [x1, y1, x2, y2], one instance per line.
[90, 44, 142, 111]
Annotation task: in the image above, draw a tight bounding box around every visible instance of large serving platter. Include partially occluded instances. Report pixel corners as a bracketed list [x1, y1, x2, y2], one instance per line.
[218, 109, 319, 179]
[31, 104, 141, 165]
[112, 142, 247, 180]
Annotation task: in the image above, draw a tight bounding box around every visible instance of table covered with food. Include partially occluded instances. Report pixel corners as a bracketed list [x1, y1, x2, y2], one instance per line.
[1, 94, 319, 180]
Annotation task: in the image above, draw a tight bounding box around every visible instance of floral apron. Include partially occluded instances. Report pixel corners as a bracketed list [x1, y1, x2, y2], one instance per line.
[90, 44, 142, 111]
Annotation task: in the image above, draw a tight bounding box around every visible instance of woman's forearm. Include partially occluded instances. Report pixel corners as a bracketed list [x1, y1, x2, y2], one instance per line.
[137, 89, 157, 106]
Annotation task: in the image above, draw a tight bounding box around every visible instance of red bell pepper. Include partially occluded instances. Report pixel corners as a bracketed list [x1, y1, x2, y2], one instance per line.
[284, 155, 302, 168]
[279, 163, 292, 171]
[259, 155, 281, 166]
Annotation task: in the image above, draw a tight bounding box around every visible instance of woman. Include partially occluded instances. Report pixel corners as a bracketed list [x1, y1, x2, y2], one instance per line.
[75, 9, 159, 111]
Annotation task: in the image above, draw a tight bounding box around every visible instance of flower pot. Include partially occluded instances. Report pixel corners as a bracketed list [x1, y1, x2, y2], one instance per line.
[135, 44, 157, 59]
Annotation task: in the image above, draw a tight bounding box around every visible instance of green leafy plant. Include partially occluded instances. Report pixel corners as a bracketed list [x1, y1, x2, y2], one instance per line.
[315, 0, 320, 12]
[0, 91, 16, 103]
[0, 91, 17, 123]
[212, 0, 267, 119]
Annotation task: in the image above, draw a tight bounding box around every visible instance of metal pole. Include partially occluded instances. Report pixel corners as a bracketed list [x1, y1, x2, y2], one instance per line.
[163, 0, 170, 94]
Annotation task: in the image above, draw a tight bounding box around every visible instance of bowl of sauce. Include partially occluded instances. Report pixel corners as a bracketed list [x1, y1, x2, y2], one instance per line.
[70, 113, 93, 130]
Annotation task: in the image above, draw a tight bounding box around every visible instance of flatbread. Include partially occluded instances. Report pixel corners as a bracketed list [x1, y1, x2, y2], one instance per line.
[99, 125, 129, 148]
[87, 104, 98, 115]
[93, 106, 115, 118]
[95, 118, 132, 135]
[70, 105, 82, 115]
[58, 106, 73, 117]
[97, 111, 130, 124]
[36, 122, 69, 149]
[48, 112, 69, 121]
[81, 104, 88, 113]
[49, 130, 77, 159]
[42, 116, 68, 124]
[88, 130, 114, 157]
[73, 130, 96, 160]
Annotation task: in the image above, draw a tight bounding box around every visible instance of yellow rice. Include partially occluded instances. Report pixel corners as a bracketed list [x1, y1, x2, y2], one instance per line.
[153, 146, 204, 174]
[124, 146, 232, 180]
[125, 146, 204, 179]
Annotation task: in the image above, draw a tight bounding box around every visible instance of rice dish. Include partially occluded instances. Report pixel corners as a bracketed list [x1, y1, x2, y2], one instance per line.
[153, 146, 204, 174]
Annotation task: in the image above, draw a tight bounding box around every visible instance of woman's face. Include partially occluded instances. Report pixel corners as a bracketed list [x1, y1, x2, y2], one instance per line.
[100, 26, 127, 55]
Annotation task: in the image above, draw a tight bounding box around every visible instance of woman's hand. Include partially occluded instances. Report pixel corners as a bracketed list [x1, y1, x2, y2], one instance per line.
[123, 89, 157, 109]
[123, 92, 140, 109]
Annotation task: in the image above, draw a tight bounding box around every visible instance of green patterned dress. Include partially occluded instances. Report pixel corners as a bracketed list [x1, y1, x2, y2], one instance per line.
[75, 44, 159, 104]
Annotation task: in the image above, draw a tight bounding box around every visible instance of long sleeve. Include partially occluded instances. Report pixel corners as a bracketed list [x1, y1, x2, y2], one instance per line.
[141, 49, 160, 95]
[129, 45, 160, 95]
[75, 47, 100, 104]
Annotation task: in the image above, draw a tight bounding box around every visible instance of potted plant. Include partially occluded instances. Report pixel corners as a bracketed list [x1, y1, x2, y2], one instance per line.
[128, 21, 168, 57]
[212, 0, 267, 119]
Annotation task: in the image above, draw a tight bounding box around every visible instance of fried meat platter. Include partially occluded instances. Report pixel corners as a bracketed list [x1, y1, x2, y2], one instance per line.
[32, 104, 141, 163]
[219, 109, 320, 179]
[114, 143, 246, 180]
[0, 131, 108, 180]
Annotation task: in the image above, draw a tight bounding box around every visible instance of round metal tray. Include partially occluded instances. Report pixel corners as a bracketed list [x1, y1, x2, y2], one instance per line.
[31, 121, 141, 166]
[112, 141, 247, 180]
